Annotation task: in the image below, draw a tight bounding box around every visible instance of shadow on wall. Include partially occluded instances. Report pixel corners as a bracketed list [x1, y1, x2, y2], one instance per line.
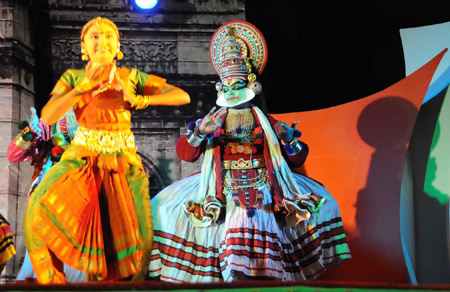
[249, 49, 446, 283]
[354, 96, 418, 282]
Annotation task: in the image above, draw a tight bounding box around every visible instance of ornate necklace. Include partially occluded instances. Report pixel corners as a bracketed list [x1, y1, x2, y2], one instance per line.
[225, 108, 254, 139]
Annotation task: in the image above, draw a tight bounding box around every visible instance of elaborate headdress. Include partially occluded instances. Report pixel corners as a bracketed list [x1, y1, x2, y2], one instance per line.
[210, 20, 268, 106]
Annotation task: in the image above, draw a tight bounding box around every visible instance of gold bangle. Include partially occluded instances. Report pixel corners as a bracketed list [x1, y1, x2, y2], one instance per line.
[134, 95, 151, 110]
[14, 134, 32, 149]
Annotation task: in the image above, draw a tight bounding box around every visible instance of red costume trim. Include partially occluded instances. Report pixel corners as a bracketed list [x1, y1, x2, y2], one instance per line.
[175, 109, 309, 206]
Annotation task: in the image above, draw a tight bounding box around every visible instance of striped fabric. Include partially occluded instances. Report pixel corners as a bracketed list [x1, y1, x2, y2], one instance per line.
[0, 214, 16, 266]
[149, 172, 351, 282]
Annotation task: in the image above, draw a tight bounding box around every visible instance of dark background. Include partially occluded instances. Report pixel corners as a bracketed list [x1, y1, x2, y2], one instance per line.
[245, 0, 450, 113]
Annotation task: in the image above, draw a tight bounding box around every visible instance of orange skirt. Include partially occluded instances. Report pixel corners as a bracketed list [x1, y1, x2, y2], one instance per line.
[24, 146, 153, 283]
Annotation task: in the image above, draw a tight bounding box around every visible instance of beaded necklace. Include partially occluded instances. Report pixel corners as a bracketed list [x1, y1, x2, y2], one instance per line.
[225, 108, 254, 139]
[223, 109, 265, 155]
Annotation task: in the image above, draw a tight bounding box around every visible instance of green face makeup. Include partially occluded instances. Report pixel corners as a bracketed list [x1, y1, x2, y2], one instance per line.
[222, 79, 248, 106]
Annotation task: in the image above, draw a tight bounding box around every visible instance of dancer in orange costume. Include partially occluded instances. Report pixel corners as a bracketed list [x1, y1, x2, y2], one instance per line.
[24, 17, 190, 284]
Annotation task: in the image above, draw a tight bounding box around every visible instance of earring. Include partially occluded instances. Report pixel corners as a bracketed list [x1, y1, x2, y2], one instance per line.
[247, 73, 262, 94]
[81, 48, 89, 61]
[215, 81, 223, 92]
[117, 49, 123, 61]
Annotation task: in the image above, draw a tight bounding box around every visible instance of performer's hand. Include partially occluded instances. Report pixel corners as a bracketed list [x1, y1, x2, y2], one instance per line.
[198, 106, 227, 135]
[114, 71, 135, 104]
[85, 60, 115, 83]
[75, 61, 116, 95]
[29, 107, 52, 141]
[274, 120, 299, 144]
[29, 107, 40, 135]
[39, 121, 52, 141]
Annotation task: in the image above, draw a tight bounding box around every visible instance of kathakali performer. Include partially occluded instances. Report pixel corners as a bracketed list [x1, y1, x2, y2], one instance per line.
[148, 20, 351, 282]
[24, 16, 190, 284]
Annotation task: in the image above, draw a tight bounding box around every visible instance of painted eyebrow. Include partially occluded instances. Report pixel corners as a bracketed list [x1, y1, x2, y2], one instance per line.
[223, 81, 246, 86]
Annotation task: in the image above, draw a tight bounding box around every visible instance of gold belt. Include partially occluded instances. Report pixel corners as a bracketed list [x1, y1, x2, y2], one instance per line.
[222, 158, 265, 170]
[72, 126, 136, 154]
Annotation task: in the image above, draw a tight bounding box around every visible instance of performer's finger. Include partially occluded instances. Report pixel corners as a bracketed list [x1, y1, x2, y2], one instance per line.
[48, 125, 53, 141]
[211, 106, 224, 118]
[291, 120, 300, 129]
[30, 107, 37, 118]
[208, 106, 217, 116]
[213, 106, 224, 114]
[215, 107, 227, 118]
[43, 124, 50, 141]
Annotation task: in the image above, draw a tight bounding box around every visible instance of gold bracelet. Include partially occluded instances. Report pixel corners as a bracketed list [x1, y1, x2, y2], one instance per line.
[14, 134, 32, 149]
[133, 95, 151, 110]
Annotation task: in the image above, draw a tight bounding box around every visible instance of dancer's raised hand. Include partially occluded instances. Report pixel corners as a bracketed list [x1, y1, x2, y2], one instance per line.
[198, 106, 227, 135]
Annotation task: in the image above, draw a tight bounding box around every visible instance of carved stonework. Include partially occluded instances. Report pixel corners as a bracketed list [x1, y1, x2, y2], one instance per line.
[47, 0, 129, 9]
[120, 40, 178, 73]
[121, 40, 177, 62]
[133, 127, 182, 196]
[51, 39, 178, 74]
[51, 39, 80, 61]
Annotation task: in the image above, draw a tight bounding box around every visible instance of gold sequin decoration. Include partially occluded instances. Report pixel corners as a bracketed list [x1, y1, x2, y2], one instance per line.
[72, 126, 136, 154]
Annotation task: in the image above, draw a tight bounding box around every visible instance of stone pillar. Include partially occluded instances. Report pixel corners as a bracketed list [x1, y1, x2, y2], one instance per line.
[0, 0, 35, 283]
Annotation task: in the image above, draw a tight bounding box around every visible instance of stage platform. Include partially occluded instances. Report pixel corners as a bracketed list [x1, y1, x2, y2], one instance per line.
[1, 280, 450, 292]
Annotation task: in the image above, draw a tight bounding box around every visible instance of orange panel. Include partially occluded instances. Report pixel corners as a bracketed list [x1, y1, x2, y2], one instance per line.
[273, 49, 447, 283]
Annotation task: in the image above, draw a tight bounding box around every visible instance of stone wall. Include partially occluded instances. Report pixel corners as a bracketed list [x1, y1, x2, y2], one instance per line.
[0, 0, 35, 282]
[0, 0, 245, 281]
